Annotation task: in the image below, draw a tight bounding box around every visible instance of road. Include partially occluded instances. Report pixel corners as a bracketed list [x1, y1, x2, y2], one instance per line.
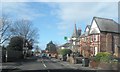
[1, 56, 95, 70]
[1, 56, 119, 72]
[18, 57, 68, 70]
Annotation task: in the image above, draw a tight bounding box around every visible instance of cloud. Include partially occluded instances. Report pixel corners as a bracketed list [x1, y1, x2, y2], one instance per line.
[1, 2, 45, 20]
[55, 2, 118, 36]
[57, 2, 118, 21]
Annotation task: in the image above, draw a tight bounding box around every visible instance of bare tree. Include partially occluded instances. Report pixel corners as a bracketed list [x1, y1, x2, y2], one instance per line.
[11, 19, 39, 45]
[0, 14, 12, 45]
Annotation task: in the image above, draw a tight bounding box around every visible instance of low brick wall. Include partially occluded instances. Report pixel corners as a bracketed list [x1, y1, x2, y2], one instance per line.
[98, 62, 119, 70]
[69, 57, 76, 64]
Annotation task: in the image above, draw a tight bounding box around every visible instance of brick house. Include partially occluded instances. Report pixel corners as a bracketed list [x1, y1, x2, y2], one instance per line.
[68, 24, 81, 53]
[59, 43, 72, 49]
[80, 17, 120, 57]
[63, 23, 81, 63]
[80, 25, 91, 57]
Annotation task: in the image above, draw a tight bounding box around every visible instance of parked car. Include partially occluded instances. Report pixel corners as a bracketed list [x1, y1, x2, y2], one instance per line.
[41, 53, 49, 59]
[75, 54, 83, 63]
[62, 55, 67, 61]
[39, 53, 49, 59]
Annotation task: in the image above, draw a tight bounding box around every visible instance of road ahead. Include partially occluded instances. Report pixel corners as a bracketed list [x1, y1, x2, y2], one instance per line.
[2, 56, 119, 72]
[18, 57, 68, 70]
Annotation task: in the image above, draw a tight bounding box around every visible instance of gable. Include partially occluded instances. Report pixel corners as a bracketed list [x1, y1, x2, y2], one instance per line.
[89, 20, 100, 34]
[85, 27, 89, 32]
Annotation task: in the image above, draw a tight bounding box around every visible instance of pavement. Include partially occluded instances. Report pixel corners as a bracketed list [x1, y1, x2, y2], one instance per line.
[50, 58, 96, 70]
[1, 56, 37, 69]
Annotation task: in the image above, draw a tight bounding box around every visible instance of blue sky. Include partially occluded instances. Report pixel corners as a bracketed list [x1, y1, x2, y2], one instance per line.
[1, 1, 119, 50]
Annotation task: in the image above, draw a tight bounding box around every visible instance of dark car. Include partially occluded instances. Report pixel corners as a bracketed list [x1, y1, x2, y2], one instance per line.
[41, 54, 49, 59]
[75, 54, 83, 64]
[62, 55, 67, 61]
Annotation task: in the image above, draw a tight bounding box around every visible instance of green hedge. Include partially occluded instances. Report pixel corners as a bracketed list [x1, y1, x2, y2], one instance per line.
[59, 49, 72, 56]
[94, 52, 112, 63]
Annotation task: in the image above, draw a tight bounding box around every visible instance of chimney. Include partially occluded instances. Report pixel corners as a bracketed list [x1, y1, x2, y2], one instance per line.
[78, 27, 82, 36]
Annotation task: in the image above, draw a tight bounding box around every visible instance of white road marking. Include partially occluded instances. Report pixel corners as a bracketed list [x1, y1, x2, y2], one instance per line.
[43, 63, 47, 68]
[41, 59, 47, 68]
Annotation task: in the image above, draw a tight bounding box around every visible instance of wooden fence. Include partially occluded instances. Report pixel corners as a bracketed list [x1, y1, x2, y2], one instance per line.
[2, 50, 23, 62]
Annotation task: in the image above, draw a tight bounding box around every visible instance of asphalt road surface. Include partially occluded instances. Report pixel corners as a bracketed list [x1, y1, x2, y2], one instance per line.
[18, 57, 68, 70]
[2, 57, 119, 72]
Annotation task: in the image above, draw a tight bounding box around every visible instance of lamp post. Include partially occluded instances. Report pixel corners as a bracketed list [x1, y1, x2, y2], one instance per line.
[22, 37, 25, 58]
[23, 38, 28, 58]
[5, 50, 7, 62]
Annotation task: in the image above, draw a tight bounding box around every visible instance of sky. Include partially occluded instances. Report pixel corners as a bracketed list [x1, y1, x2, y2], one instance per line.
[1, 0, 119, 50]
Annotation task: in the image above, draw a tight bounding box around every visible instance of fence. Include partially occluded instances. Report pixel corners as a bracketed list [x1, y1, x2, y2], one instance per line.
[2, 50, 23, 62]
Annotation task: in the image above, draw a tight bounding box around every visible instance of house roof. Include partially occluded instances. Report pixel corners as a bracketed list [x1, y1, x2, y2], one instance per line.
[72, 24, 78, 38]
[84, 25, 91, 36]
[84, 25, 91, 32]
[60, 43, 72, 47]
[87, 25, 91, 29]
[80, 33, 85, 38]
[94, 17, 120, 33]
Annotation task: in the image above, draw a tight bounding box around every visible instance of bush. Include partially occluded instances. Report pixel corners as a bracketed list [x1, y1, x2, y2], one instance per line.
[60, 49, 72, 56]
[94, 52, 112, 63]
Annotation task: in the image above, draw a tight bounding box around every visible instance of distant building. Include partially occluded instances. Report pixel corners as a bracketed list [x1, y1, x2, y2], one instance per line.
[46, 41, 58, 58]
[80, 17, 120, 57]
[68, 23, 81, 53]
[59, 43, 72, 49]
[80, 25, 91, 57]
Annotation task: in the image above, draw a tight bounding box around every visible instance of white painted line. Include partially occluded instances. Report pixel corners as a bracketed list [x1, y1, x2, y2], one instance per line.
[41, 59, 47, 68]
[43, 63, 47, 68]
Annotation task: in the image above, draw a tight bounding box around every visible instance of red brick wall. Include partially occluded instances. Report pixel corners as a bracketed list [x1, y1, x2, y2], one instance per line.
[80, 32, 120, 57]
[106, 33, 112, 53]
[100, 32, 107, 52]
[100, 32, 120, 57]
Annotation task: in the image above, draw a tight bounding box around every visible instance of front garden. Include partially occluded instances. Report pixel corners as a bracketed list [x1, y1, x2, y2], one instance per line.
[89, 52, 119, 70]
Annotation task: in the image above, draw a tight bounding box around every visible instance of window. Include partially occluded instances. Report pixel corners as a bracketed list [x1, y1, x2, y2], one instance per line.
[90, 36, 93, 42]
[95, 35, 98, 41]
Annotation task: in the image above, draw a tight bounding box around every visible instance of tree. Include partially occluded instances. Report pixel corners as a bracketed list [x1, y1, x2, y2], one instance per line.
[0, 14, 12, 45]
[34, 46, 40, 53]
[7, 36, 23, 51]
[10, 19, 39, 50]
[12, 19, 38, 42]
[2, 45, 6, 50]
[26, 41, 33, 50]
[59, 49, 72, 56]
[46, 41, 57, 52]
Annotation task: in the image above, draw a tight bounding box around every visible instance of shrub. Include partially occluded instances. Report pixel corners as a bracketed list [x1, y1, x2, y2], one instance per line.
[60, 49, 72, 56]
[94, 52, 112, 63]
